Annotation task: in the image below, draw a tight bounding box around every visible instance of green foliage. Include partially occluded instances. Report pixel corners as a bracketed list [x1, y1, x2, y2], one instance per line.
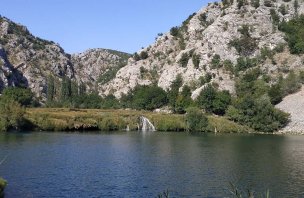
[251, 0, 260, 8]
[139, 51, 148, 60]
[270, 9, 280, 25]
[192, 53, 200, 69]
[196, 85, 231, 115]
[186, 107, 209, 132]
[235, 57, 258, 72]
[98, 65, 124, 85]
[279, 15, 304, 54]
[279, 4, 288, 15]
[60, 76, 72, 102]
[237, 0, 245, 9]
[226, 95, 289, 132]
[133, 52, 140, 61]
[170, 26, 180, 37]
[0, 98, 25, 131]
[47, 75, 55, 103]
[199, 73, 212, 86]
[179, 53, 190, 67]
[264, 0, 273, 7]
[174, 85, 193, 114]
[223, 60, 234, 73]
[2, 87, 33, 106]
[228, 68, 290, 132]
[211, 54, 221, 68]
[168, 74, 183, 112]
[130, 85, 168, 111]
[229, 25, 258, 56]
[294, 0, 299, 16]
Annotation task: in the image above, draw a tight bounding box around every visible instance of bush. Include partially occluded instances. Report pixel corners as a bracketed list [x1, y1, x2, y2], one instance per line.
[270, 9, 280, 25]
[186, 107, 209, 132]
[0, 98, 25, 131]
[170, 26, 180, 37]
[1, 87, 33, 106]
[229, 25, 258, 56]
[226, 95, 289, 132]
[179, 53, 190, 67]
[211, 54, 221, 68]
[131, 85, 168, 110]
[196, 85, 231, 115]
[192, 53, 200, 69]
[279, 15, 304, 54]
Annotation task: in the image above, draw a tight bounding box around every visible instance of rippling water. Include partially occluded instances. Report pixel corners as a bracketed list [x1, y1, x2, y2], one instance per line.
[0, 132, 304, 197]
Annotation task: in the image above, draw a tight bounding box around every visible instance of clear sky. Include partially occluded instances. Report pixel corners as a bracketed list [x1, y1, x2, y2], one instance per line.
[0, 0, 208, 54]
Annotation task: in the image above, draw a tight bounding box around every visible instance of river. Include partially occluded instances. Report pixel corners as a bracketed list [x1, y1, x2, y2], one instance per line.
[0, 132, 303, 197]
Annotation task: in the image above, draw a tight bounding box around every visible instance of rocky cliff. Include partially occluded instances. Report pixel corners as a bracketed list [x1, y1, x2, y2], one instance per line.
[100, 0, 304, 98]
[72, 49, 130, 92]
[0, 16, 130, 100]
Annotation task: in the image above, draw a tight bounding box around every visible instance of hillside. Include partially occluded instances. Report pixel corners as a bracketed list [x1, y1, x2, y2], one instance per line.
[0, 16, 130, 100]
[100, 0, 304, 98]
[72, 49, 130, 92]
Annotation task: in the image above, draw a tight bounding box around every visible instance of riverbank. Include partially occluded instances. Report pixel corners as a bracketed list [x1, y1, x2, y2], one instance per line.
[25, 108, 252, 133]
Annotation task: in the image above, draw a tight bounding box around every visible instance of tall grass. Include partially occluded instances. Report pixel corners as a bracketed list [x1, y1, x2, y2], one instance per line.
[25, 108, 252, 133]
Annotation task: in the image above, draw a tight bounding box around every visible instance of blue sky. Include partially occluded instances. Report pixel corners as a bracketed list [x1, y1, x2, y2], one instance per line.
[1, 0, 208, 54]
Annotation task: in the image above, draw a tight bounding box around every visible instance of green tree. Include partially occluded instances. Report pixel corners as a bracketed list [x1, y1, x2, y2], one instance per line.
[168, 74, 183, 111]
[47, 75, 55, 103]
[132, 85, 168, 110]
[186, 107, 209, 132]
[2, 87, 33, 106]
[0, 98, 25, 131]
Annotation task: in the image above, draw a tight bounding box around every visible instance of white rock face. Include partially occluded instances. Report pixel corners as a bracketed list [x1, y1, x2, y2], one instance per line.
[276, 86, 304, 134]
[0, 17, 130, 100]
[0, 17, 73, 100]
[100, 0, 304, 98]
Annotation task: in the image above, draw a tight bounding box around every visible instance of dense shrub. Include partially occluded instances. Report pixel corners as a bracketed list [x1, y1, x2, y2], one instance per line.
[270, 9, 280, 25]
[229, 25, 258, 56]
[186, 107, 209, 132]
[131, 85, 168, 110]
[0, 98, 25, 131]
[192, 53, 200, 69]
[170, 26, 180, 37]
[279, 15, 304, 54]
[179, 53, 190, 67]
[196, 85, 231, 115]
[1, 87, 33, 106]
[226, 95, 289, 132]
[211, 54, 221, 68]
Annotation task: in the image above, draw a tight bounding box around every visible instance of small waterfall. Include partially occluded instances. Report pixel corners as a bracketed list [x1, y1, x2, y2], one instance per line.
[139, 116, 156, 132]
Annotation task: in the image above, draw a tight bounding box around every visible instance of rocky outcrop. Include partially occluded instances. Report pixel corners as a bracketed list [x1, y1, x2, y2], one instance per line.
[0, 16, 130, 100]
[100, 0, 304, 98]
[72, 49, 130, 91]
[276, 86, 304, 134]
[0, 16, 74, 99]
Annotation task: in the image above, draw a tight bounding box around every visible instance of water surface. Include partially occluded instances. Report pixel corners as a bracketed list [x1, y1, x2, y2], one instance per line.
[0, 132, 303, 197]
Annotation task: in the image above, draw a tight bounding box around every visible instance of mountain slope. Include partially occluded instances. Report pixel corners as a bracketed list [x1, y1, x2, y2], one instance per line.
[100, 0, 304, 98]
[0, 16, 130, 100]
[72, 49, 130, 91]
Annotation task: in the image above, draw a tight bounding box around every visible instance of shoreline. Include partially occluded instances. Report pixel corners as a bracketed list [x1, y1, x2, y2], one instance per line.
[23, 108, 253, 134]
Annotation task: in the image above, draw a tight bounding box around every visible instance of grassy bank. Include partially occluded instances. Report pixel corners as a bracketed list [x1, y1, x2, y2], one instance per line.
[0, 178, 6, 198]
[25, 108, 253, 133]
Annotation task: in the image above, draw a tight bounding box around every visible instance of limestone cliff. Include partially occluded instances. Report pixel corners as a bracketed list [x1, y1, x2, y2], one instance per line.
[100, 0, 304, 98]
[0, 16, 130, 100]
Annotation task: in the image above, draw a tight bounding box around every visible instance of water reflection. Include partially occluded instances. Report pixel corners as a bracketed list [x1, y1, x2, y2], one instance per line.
[0, 132, 303, 197]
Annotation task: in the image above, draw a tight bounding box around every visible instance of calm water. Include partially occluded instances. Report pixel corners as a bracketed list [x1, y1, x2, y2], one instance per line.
[0, 132, 304, 198]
